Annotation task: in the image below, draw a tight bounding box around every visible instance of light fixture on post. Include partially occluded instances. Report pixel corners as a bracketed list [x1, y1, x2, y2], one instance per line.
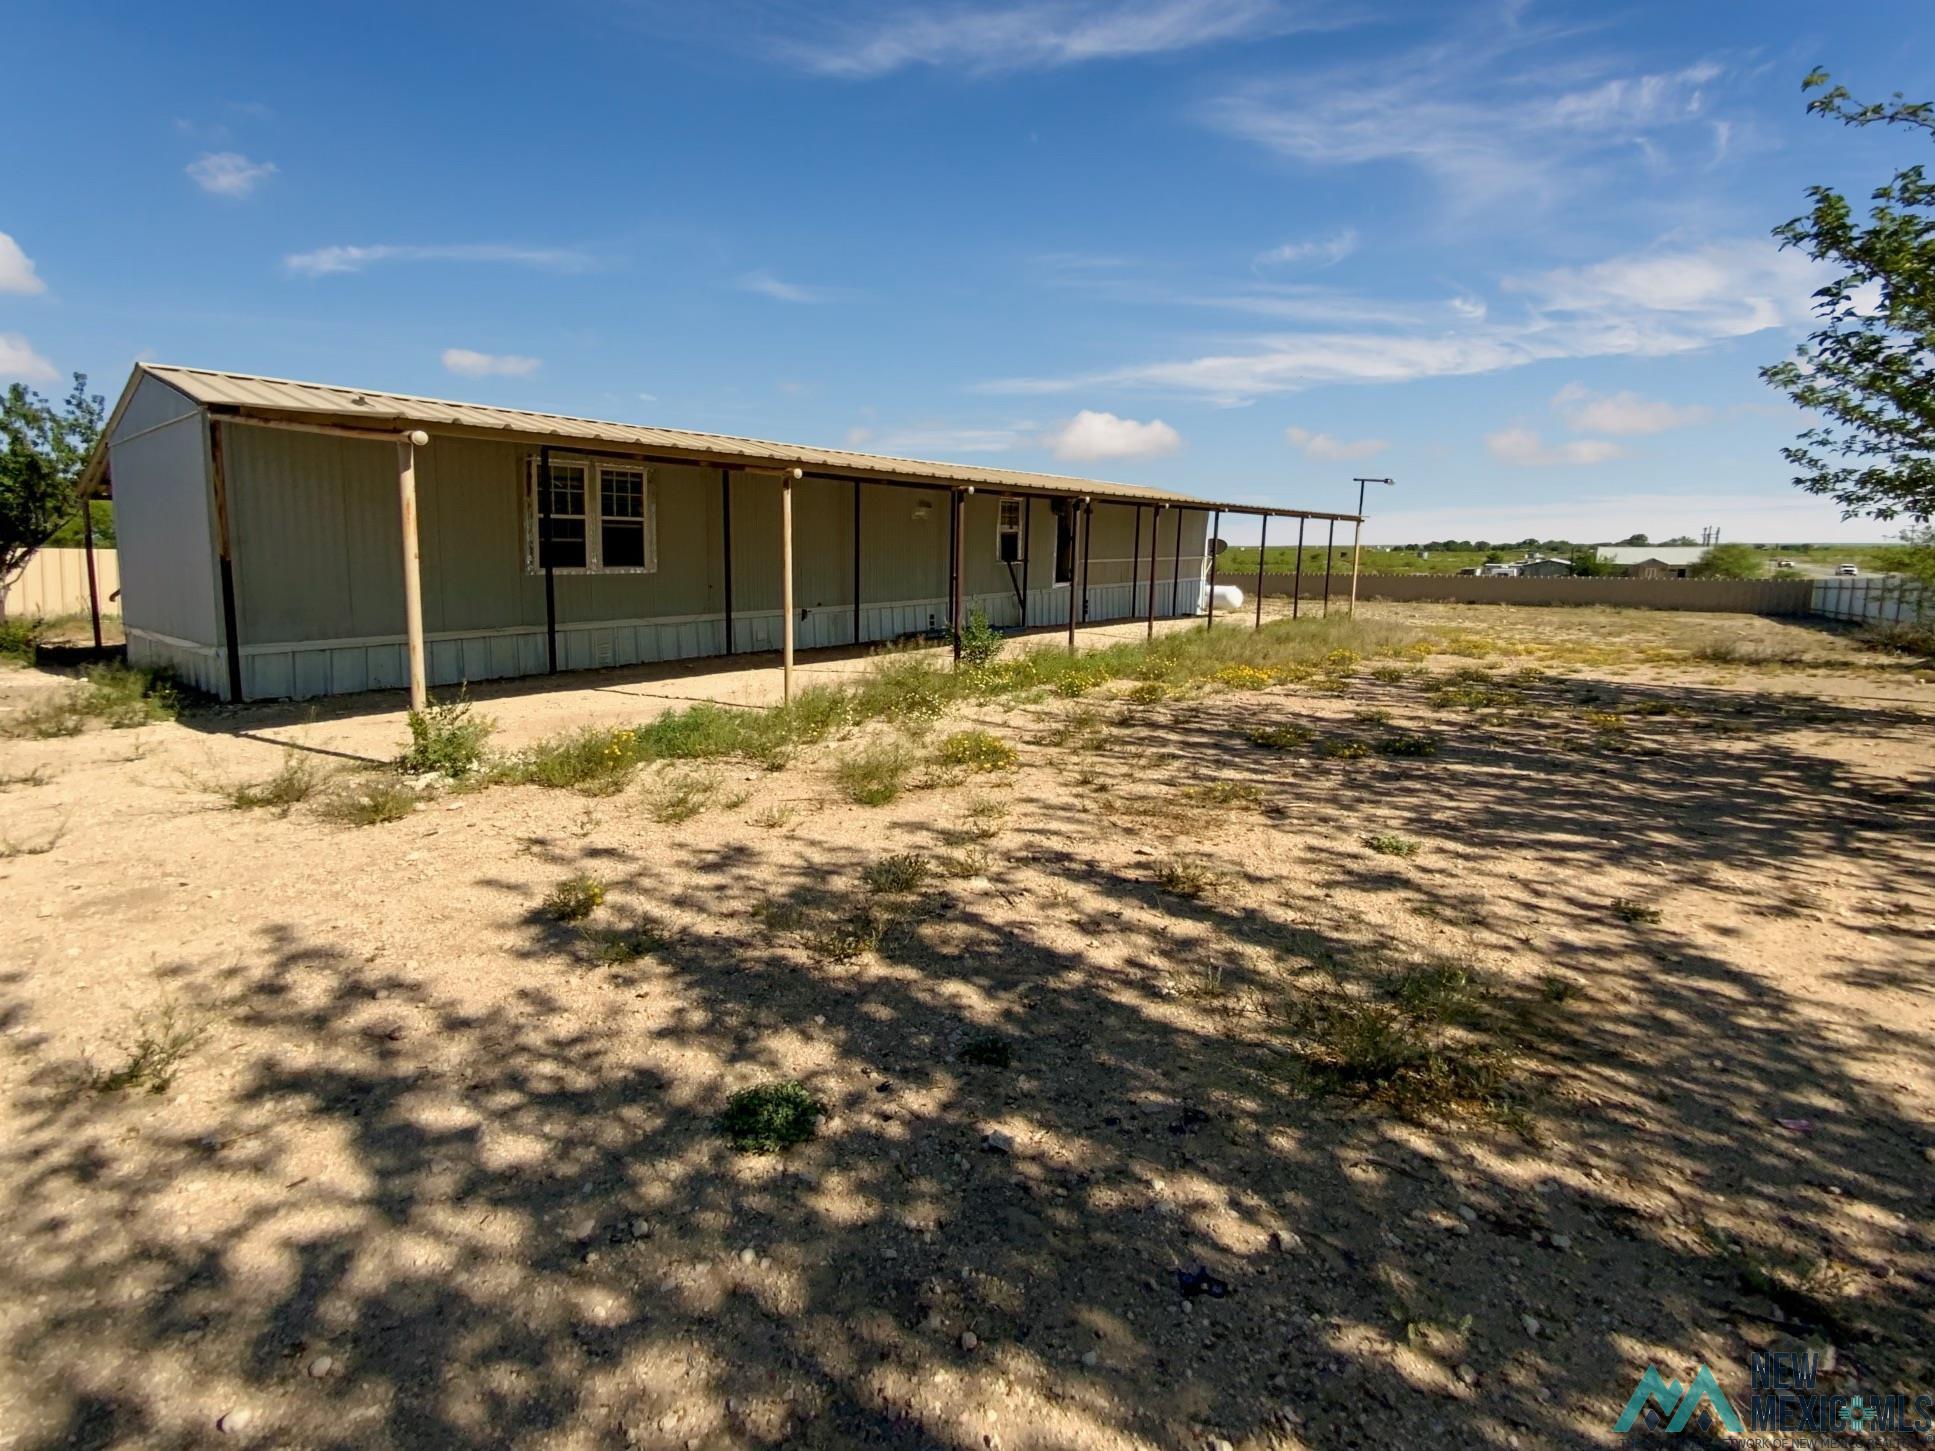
[1348, 476, 1395, 618]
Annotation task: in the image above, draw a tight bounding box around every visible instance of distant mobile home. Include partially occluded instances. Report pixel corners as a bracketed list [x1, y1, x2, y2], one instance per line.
[81, 366, 1358, 703]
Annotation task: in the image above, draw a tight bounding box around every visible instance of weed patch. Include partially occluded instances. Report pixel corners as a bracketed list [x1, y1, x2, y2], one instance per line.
[1366, 833, 1421, 858]
[221, 752, 323, 815]
[543, 873, 607, 922]
[1375, 733, 1439, 758]
[317, 776, 416, 826]
[719, 1081, 824, 1153]
[835, 741, 914, 805]
[91, 1005, 204, 1095]
[863, 852, 932, 894]
[1153, 855, 1224, 899]
[934, 729, 1018, 772]
[6, 665, 178, 738]
[402, 696, 493, 776]
[1244, 723, 1313, 750]
[1611, 896, 1663, 925]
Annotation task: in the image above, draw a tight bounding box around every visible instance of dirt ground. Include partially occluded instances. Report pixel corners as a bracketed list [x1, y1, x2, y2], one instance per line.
[1, 602, 1931, 1451]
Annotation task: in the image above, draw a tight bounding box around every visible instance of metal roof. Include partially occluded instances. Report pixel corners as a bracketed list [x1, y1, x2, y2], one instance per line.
[84, 364, 1360, 521]
[1595, 546, 1709, 565]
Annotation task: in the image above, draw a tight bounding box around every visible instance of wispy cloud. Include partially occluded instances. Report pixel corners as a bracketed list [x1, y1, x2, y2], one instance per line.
[186, 151, 277, 197]
[1044, 409, 1182, 461]
[441, 348, 541, 378]
[1551, 382, 1709, 436]
[1485, 427, 1622, 468]
[0, 332, 57, 384]
[981, 238, 1821, 404]
[286, 244, 592, 277]
[1256, 229, 1357, 267]
[0, 233, 45, 296]
[777, 0, 1336, 78]
[737, 269, 847, 304]
[1201, 19, 1727, 215]
[1285, 425, 1387, 462]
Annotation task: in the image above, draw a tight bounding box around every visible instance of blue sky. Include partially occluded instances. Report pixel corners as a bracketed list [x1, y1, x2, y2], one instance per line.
[4, 0, 1932, 544]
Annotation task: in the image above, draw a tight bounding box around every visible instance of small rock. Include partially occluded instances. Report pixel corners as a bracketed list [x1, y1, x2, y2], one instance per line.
[217, 1408, 255, 1435]
[1457, 1204, 1478, 1222]
[984, 1130, 1016, 1154]
[1521, 1314, 1542, 1338]
[739, 1247, 757, 1264]
[1081, 1350, 1099, 1367]
[629, 1218, 653, 1240]
[306, 1354, 334, 1379]
[960, 1331, 979, 1351]
[1549, 1233, 1573, 1252]
[1456, 1364, 1479, 1387]
[1922, 1146, 1935, 1166]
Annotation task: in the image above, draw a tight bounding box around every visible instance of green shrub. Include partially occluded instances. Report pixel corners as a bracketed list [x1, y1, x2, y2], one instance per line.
[1317, 737, 1371, 760]
[500, 726, 644, 794]
[402, 696, 493, 776]
[934, 728, 1018, 772]
[957, 607, 1004, 668]
[1153, 855, 1222, 899]
[0, 616, 47, 664]
[835, 740, 914, 805]
[1375, 733, 1439, 758]
[543, 873, 606, 922]
[863, 852, 931, 894]
[959, 1034, 1013, 1068]
[1245, 723, 1313, 750]
[1366, 833, 1420, 857]
[1611, 896, 1662, 925]
[719, 1081, 824, 1153]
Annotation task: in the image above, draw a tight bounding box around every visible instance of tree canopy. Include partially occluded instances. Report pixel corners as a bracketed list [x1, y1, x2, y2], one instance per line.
[1762, 71, 1935, 523]
[0, 373, 104, 610]
[1690, 543, 1765, 580]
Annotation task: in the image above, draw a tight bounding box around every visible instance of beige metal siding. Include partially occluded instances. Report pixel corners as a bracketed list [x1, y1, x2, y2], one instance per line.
[109, 406, 221, 649]
[5, 548, 120, 618]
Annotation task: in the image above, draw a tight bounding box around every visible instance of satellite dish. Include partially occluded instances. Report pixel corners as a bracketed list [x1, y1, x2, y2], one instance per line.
[1209, 537, 1229, 556]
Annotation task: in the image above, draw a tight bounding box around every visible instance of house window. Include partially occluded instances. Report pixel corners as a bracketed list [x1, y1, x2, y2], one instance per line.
[1051, 499, 1076, 585]
[996, 497, 1023, 564]
[528, 457, 657, 574]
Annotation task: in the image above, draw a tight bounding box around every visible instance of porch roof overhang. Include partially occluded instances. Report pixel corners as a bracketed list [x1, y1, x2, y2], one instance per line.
[78, 364, 1361, 524]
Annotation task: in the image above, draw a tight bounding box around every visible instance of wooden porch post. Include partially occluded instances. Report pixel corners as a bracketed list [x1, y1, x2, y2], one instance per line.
[1292, 517, 1307, 619]
[397, 430, 430, 713]
[782, 468, 799, 702]
[1145, 504, 1162, 640]
[1321, 519, 1336, 617]
[80, 494, 102, 649]
[1170, 507, 1184, 617]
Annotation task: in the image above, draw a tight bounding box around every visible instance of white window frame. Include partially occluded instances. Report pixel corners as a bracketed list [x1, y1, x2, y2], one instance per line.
[526, 455, 659, 575]
[995, 497, 1023, 564]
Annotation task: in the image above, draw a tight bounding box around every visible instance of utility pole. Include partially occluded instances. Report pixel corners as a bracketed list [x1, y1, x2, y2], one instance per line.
[1348, 477, 1396, 617]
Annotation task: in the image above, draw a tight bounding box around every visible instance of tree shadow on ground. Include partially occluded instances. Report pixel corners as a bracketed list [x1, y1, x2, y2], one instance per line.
[1, 661, 1931, 1450]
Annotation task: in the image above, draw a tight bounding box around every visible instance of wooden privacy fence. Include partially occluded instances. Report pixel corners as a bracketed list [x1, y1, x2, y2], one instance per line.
[1216, 572, 1816, 615]
[3, 547, 120, 618]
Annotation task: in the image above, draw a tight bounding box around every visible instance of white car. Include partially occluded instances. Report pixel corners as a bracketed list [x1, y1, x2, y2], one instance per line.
[1836, 564, 1858, 576]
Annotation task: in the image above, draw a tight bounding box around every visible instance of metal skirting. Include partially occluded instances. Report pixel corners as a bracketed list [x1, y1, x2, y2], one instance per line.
[180, 579, 1205, 701]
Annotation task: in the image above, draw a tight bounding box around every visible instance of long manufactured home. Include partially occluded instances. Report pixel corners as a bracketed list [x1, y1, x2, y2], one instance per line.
[79, 365, 1359, 704]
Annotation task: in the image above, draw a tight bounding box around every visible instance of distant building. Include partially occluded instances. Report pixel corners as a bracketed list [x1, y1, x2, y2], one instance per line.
[1594, 545, 1708, 579]
[1474, 556, 1574, 578]
[1513, 556, 1575, 578]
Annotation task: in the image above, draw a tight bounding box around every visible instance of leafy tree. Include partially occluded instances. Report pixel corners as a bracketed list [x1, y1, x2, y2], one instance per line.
[1763, 71, 1935, 522]
[1617, 533, 1650, 546]
[1874, 523, 1935, 584]
[1, 373, 104, 614]
[46, 498, 115, 548]
[1690, 543, 1765, 580]
[1569, 551, 1618, 577]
